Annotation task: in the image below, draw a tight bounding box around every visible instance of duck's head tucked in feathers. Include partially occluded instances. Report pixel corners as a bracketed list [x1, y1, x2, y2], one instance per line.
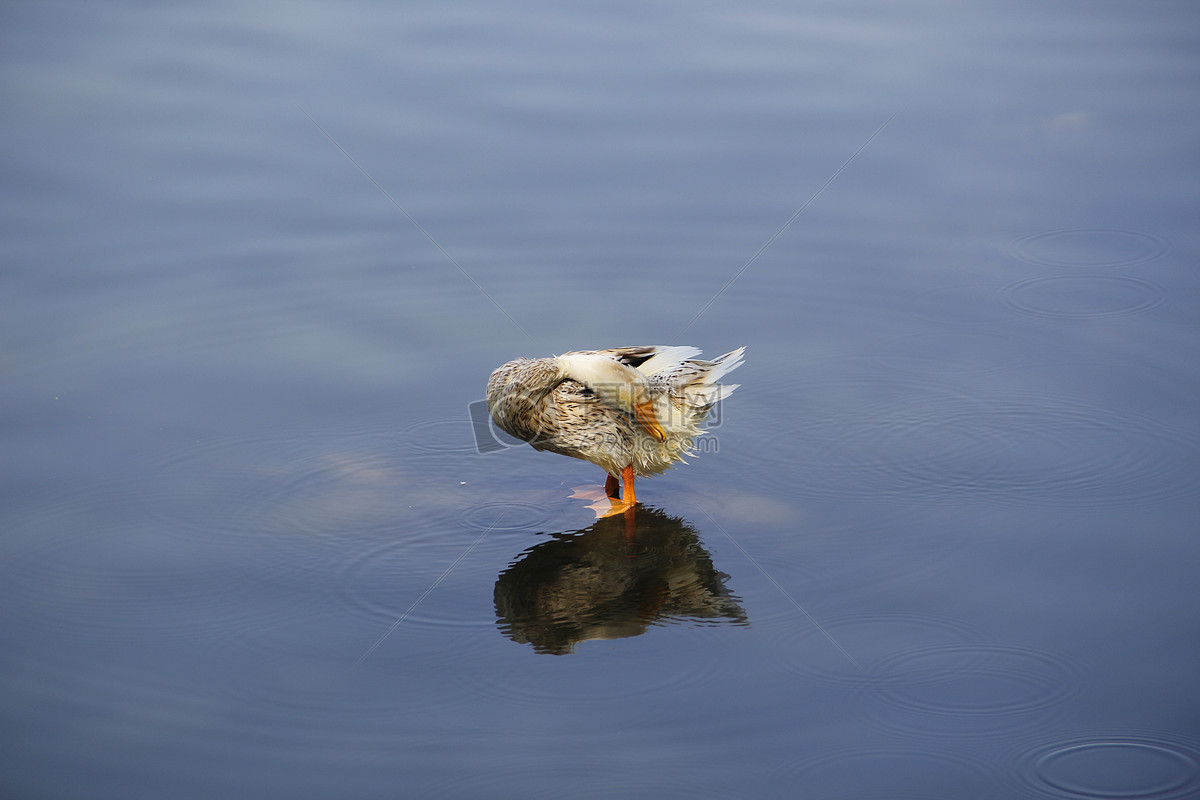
[486, 345, 745, 511]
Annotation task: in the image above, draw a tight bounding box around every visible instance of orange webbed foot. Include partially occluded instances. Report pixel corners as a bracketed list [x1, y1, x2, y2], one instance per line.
[570, 485, 633, 518]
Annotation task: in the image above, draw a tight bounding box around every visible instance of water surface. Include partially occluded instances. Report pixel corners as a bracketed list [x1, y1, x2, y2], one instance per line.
[3, 1, 1199, 797]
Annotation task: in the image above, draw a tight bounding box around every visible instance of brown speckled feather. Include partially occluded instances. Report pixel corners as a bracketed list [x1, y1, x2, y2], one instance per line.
[486, 346, 744, 479]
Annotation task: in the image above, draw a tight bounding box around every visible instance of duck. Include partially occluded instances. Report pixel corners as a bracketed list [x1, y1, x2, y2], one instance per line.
[486, 345, 745, 512]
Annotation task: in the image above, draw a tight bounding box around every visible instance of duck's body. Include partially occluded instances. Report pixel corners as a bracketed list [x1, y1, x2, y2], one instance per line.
[486, 346, 744, 507]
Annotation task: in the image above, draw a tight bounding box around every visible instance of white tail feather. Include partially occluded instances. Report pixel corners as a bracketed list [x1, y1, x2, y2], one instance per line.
[688, 382, 740, 405]
[703, 347, 746, 385]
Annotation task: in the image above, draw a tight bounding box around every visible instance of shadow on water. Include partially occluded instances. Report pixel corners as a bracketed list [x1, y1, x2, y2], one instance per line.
[494, 505, 747, 655]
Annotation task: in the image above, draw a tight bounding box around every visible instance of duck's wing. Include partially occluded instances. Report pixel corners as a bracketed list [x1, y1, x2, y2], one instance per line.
[654, 346, 746, 406]
[573, 345, 702, 375]
[566, 345, 744, 408]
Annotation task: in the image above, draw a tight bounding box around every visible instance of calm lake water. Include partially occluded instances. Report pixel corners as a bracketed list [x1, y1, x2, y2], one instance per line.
[3, 1, 1199, 797]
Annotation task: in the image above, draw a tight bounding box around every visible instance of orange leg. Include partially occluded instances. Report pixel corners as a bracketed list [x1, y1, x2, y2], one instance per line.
[621, 464, 637, 505]
[604, 473, 620, 499]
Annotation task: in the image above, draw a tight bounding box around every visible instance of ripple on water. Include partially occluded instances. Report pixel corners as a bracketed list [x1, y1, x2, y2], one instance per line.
[904, 283, 1017, 326]
[768, 613, 983, 687]
[685, 498, 974, 610]
[875, 329, 1050, 376]
[416, 759, 736, 800]
[878, 394, 1200, 507]
[1009, 229, 1170, 270]
[860, 643, 1083, 741]
[736, 362, 983, 502]
[1, 487, 303, 643]
[140, 423, 566, 664]
[464, 635, 738, 710]
[458, 500, 558, 532]
[149, 434, 418, 550]
[209, 627, 489, 727]
[1006, 732, 1200, 800]
[8, 633, 463, 771]
[397, 416, 492, 455]
[743, 373, 1200, 507]
[696, 550, 828, 631]
[125, 424, 511, 654]
[782, 745, 1000, 800]
[1001, 274, 1166, 319]
[333, 524, 522, 635]
[151, 424, 492, 541]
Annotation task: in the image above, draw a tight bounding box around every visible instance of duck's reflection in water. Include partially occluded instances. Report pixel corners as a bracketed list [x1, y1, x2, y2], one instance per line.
[494, 505, 747, 655]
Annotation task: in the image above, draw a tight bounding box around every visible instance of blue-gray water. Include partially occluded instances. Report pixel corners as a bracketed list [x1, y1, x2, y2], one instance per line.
[3, 2, 1199, 798]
